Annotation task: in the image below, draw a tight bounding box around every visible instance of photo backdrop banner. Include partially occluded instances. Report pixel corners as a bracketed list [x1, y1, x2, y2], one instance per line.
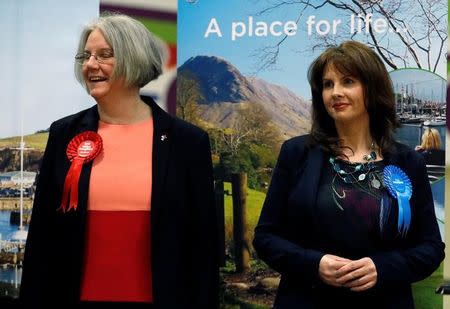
[177, 1, 447, 307]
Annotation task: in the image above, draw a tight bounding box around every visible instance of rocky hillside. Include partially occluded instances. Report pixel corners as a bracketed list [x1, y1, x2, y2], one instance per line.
[179, 56, 311, 137]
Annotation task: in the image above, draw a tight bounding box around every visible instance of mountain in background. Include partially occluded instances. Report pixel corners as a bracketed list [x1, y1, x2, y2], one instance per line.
[178, 55, 311, 137]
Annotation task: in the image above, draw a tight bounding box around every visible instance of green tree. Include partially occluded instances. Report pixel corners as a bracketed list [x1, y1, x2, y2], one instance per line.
[215, 104, 282, 189]
[176, 71, 202, 125]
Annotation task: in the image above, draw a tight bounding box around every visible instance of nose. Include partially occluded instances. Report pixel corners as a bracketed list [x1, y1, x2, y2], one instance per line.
[331, 83, 343, 98]
[85, 55, 100, 68]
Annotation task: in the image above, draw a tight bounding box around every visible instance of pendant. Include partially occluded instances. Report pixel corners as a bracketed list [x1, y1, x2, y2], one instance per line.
[371, 178, 381, 189]
[363, 150, 377, 161]
[358, 173, 366, 181]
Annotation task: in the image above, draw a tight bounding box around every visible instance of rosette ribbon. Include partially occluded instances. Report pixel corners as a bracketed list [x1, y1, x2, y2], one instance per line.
[58, 131, 102, 212]
[383, 165, 412, 235]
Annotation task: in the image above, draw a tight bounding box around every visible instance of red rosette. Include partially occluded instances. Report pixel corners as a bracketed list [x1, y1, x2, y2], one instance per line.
[58, 131, 102, 213]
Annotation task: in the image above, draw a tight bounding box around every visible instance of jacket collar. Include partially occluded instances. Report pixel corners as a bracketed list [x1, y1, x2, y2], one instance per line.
[145, 96, 173, 214]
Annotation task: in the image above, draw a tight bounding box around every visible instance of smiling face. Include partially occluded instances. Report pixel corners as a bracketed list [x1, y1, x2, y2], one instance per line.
[82, 29, 123, 100]
[321, 64, 369, 127]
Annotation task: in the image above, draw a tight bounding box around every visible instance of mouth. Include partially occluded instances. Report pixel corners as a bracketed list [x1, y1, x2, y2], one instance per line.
[332, 103, 349, 110]
[88, 76, 108, 83]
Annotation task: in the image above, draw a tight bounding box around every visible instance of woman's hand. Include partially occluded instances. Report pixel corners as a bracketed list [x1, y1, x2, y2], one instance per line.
[335, 257, 378, 292]
[318, 254, 352, 287]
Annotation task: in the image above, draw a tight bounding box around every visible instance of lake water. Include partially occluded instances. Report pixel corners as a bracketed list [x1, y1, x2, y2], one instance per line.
[0, 211, 27, 241]
[0, 211, 26, 298]
[395, 124, 446, 150]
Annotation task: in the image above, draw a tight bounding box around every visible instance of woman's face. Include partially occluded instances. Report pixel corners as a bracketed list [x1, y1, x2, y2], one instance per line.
[82, 29, 122, 100]
[321, 64, 369, 127]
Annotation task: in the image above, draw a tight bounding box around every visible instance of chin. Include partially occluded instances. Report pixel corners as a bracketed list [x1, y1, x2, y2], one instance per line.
[88, 88, 108, 100]
[337, 115, 368, 126]
[330, 113, 353, 122]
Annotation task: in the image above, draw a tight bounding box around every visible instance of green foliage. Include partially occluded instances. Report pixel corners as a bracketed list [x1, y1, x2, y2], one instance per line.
[248, 144, 277, 169]
[220, 260, 237, 273]
[249, 259, 270, 273]
[215, 142, 276, 190]
[215, 150, 252, 188]
[207, 103, 281, 190]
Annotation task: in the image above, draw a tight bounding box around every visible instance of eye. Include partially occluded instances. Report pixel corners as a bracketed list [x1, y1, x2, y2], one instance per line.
[343, 77, 354, 85]
[75, 52, 91, 62]
[97, 50, 114, 60]
[322, 80, 333, 89]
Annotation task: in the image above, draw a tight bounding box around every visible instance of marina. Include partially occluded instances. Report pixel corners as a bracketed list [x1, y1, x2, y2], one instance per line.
[393, 70, 446, 127]
[0, 210, 26, 298]
[0, 134, 31, 297]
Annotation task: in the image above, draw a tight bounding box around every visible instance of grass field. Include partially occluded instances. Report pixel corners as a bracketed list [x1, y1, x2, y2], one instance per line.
[223, 182, 444, 307]
[223, 182, 266, 254]
[0, 133, 48, 151]
[412, 263, 443, 309]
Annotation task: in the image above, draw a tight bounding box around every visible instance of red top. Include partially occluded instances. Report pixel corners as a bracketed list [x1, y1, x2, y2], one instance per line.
[80, 118, 153, 302]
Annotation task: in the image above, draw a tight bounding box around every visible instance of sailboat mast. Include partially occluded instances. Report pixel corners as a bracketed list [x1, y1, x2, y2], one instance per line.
[20, 134, 24, 230]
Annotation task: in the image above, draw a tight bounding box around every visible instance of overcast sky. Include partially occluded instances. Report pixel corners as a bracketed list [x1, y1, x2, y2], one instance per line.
[0, 0, 99, 138]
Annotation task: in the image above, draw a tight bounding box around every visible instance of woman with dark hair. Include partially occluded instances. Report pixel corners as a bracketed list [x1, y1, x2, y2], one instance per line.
[253, 41, 444, 308]
[20, 14, 218, 309]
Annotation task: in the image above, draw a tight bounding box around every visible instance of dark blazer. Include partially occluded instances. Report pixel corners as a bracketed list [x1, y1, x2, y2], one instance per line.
[253, 135, 444, 309]
[20, 96, 219, 308]
[418, 148, 445, 166]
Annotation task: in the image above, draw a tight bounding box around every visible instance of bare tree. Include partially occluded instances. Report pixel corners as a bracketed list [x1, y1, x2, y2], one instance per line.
[221, 104, 281, 155]
[221, 119, 252, 156]
[252, 0, 446, 73]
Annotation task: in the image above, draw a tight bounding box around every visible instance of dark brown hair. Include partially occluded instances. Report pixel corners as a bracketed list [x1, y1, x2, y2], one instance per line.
[307, 40, 400, 157]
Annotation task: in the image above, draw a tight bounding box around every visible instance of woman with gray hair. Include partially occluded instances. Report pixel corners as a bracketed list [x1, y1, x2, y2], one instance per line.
[20, 14, 218, 309]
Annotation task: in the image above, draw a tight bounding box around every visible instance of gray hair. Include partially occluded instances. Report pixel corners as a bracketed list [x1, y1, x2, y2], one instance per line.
[74, 13, 165, 89]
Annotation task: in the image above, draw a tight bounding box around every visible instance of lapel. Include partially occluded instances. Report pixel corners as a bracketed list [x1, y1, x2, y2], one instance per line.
[287, 142, 324, 230]
[288, 141, 324, 216]
[301, 145, 324, 210]
[75, 106, 100, 216]
[142, 96, 174, 213]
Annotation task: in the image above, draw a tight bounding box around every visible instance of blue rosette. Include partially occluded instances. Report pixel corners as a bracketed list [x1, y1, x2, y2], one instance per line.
[383, 165, 412, 235]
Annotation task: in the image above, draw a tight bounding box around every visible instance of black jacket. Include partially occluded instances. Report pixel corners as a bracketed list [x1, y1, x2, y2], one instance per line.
[20, 97, 219, 308]
[253, 135, 444, 308]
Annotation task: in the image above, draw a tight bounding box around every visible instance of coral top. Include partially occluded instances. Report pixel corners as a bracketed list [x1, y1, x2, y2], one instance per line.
[80, 118, 153, 303]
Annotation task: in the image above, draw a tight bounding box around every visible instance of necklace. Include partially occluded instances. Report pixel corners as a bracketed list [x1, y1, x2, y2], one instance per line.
[329, 141, 379, 183]
[329, 147, 377, 183]
[329, 145, 383, 211]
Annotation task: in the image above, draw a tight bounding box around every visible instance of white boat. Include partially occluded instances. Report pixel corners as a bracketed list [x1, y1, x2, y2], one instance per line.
[10, 228, 28, 244]
[423, 119, 446, 126]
